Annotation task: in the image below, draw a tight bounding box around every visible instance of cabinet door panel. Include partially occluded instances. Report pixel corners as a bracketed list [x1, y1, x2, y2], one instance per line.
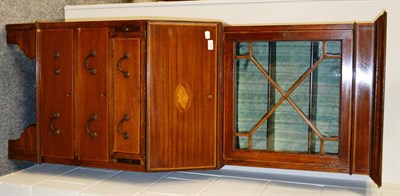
[223, 27, 353, 172]
[370, 12, 387, 187]
[113, 38, 141, 155]
[39, 29, 74, 159]
[76, 28, 109, 162]
[147, 22, 218, 170]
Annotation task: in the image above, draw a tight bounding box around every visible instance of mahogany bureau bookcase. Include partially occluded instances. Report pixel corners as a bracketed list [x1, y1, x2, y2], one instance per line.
[5, 12, 386, 186]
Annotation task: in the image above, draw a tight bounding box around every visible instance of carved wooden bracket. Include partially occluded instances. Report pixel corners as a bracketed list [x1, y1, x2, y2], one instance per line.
[6, 23, 36, 60]
[8, 124, 39, 162]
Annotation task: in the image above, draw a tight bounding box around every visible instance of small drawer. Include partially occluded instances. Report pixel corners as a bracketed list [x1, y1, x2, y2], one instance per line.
[114, 26, 141, 33]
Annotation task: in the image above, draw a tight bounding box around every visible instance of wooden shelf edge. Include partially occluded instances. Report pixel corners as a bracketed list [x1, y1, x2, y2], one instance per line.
[8, 124, 39, 162]
[6, 23, 36, 60]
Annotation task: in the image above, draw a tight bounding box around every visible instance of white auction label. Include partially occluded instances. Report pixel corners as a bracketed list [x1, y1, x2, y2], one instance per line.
[208, 40, 214, 50]
[205, 31, 211, 39]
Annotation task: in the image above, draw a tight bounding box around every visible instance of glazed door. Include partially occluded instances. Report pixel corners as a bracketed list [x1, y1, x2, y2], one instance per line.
[75, 28, 109, 162]
[112, 38, 141, 157]
[223, 26, 353, 172]
[147, 22, 219, 170]
[39, 29, 74, 160]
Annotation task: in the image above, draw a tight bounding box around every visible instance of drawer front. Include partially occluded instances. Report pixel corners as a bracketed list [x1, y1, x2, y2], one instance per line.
[75, 28, 109, 162]
[39, 29, 74, 159]
[112, 38, 141, 155]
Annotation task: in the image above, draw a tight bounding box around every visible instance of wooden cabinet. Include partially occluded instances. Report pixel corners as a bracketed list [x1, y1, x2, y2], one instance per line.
[6, 20, 219, 171]
[6, 14, 386, 186]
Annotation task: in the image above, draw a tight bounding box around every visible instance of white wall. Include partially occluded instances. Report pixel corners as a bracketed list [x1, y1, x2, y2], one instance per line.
[65, 0, 400, 186]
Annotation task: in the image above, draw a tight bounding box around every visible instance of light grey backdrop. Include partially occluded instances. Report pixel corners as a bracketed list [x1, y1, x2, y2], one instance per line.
[0, 0, 128, 176]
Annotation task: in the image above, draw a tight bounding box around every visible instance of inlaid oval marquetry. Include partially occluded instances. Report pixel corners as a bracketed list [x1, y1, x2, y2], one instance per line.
[175, 82, 192, 112]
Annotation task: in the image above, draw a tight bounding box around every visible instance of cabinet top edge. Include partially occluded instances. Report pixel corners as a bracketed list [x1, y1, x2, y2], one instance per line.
[6, 23, 36, 31]
[6, 20, 224, 30]
[147, 21, 222, 27]
[224, 23, 356, 33]
[37, 20, 147, 29]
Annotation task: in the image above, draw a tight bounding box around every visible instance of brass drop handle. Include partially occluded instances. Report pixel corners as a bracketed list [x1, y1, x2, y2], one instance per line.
[86, 113, 98, 138]
[84, 50, 97, 75]
[49, 112, 61, 135]
[117, 52, 130, 78]
[118, 114, 130, 139]
[54, 68, 61, 75]
[54, 51, 60, 59]
[54, 51, 61, 75]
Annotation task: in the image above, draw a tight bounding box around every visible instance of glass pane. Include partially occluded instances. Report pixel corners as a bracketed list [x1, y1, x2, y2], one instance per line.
[289, 73, 310, 119]
[314, 58, 341, 138]
[251, 121, 268, 150]
[312, 41, 323, 63]
[234, 40, 341, 155]
[326, 41, 341, 56]
[272, 100, 309, 153]
[309, 133, 320, 154]
[274, 41, 314, 91]
[236, 42, 249, 55]
[289, 58, 341, 154]
[235, 58, 269, 133]
[325, 141, 339, 155]
[251, 42, 269, 71]
[236, 136, 248, 149]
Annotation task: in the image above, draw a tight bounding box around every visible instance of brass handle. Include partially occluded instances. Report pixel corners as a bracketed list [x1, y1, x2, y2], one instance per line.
[118, 114, 130, 139]
[84, 50, 97, 75]
[49, 112, 61, 135]
[54, 51, 61, 75]
[54, 68, 61, 75]
[117, 52, 130, 78]
[86, 113, 98, 138]
[54, 51, 60, 59]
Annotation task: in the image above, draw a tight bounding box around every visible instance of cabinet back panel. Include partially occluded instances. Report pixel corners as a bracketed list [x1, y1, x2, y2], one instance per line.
[39, 29, 74, 159]
[147, 22, 218, 170]
[75, 28, 109, 162]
